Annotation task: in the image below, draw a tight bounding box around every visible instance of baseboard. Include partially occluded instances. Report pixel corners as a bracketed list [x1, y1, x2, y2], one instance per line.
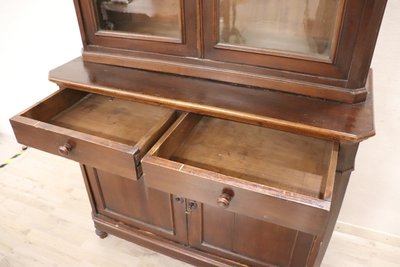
[335, 221, 400, 247]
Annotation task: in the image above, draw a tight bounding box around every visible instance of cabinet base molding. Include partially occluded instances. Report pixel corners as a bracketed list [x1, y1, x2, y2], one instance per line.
[93, 216, 248, 267]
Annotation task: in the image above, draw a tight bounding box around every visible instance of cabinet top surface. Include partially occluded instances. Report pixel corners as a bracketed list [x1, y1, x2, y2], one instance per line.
[49, 57, 374, 143]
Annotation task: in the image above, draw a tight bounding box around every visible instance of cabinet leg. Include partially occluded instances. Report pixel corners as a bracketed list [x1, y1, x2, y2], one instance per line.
[95, 229, 108, 239]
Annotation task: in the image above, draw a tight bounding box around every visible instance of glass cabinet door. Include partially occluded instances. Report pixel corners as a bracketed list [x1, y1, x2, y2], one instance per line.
[203, 0, 350, 76]
[79, 0, 198, 56]
[218, 0, 342, 60]
[95, 0, 182, 41]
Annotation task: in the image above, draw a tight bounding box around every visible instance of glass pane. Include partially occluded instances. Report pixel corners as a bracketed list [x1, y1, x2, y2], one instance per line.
[95, 0, 182, 40]
[219, 0, 341, 60]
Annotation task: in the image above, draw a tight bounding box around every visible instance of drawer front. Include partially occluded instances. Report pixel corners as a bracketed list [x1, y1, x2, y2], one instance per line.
[11, 116, 139, 178]
[143, 156, 329, 236]
[10, 89, 177, 180]
[142, 112, 336, 235]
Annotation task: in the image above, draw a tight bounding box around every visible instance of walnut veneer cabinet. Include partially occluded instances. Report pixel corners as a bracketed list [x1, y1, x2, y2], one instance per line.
[10, 1, 387, 266]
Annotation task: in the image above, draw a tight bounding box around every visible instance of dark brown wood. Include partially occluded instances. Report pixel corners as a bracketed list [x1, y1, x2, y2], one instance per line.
[83, 44, 349, 87]
[10, 1, 383, 266]
[93, 215, 248, 267]
[76, 0, 199, 57]
[346, 0, 388, 89]
[147, 113, 338, 200]
[143, 156, 329, 235]
[72, 0, 387, 103]
[188, 204, 315, 267]
[81, 164, 188, 244]
[82, 49, 365, 103]
[10, 88, 177, 179]
[142, 113, 336, 235]
[307, 143, 360, 266]
[95, 229, 108, 239]
[49, 58, 375, 143]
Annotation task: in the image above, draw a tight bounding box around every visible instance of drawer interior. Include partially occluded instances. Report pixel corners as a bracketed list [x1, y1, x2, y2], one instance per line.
[153, 114, 338, 200]
[22, 89, 173, 146]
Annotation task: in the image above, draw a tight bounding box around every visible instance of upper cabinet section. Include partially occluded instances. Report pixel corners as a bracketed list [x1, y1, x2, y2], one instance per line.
[78, 0, 198, 56]
[75, 0, 387, 103]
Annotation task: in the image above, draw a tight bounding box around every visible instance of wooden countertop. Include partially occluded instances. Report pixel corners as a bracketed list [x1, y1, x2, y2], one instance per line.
[49, 57, 375, 143]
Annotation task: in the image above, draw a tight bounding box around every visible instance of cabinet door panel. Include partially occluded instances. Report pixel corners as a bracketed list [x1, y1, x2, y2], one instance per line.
[189, 204, 315, 267]
[95, 0, 182, 41]
[82, 165, 187, 243]
[218, 0, 342, 61]
[78, 0, 198, 56]
[203, 0, 364, 79]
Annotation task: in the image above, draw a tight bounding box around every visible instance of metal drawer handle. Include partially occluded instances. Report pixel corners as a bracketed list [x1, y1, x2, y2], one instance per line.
[217, 189, 234, 209]
[58, 142, 73, 156]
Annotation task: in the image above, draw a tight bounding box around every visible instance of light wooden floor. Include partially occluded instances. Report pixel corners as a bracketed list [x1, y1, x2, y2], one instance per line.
[1, 135, 399, 267]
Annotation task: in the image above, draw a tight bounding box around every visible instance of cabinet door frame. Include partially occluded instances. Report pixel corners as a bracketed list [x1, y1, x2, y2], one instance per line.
[81, 164, 188, 244]
[76, 0, 199, 57]
[188, 203, 315, 267]
[202, 0, 378, 81]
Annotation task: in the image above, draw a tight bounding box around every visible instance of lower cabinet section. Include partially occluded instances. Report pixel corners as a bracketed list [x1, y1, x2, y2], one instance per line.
[10, 88, 358, 266]
[81, 164, 317, 267]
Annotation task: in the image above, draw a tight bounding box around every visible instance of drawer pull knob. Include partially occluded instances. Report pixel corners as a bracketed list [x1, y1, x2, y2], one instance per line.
[58, 142, 73, 156]
[217, 189, 234, 209]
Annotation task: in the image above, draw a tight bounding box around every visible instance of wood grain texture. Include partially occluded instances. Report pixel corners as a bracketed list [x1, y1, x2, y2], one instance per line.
[168, 115, 337, 199]
[307, 144, 360, 266]
[188, 204, 314, 267]
[49, 57, 375, 143]
[76, 0, 199, 57]
[10, 88, 177, 179]
[82, 165, 188, 244]
[50, 93, 173, 146]
[2, 137, 398, 267]
[73, 0, 387, 102]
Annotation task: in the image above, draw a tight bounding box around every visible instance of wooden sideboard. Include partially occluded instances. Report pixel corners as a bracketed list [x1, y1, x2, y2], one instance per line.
[10, 1, 386, 266]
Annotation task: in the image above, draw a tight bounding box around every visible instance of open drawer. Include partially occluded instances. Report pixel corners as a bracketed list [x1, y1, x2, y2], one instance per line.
[10, 89, 177, 180]
[142, 113, 338, 235]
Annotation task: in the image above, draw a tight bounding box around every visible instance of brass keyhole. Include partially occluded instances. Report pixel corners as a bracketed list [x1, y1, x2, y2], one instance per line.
[185, 200, 198, 214]
[174, 196, 184, 204]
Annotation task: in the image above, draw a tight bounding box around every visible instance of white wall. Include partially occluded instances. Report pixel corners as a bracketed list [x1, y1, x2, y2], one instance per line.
[0, 1, 81, 135]
[0, 1, 399, 237]
[338, 0, 400, 237]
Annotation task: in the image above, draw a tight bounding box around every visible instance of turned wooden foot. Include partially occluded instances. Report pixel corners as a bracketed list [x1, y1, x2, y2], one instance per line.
[95, 229, 108, 239]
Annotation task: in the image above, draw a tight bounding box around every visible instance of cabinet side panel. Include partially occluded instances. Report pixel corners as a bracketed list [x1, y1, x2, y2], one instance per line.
[307, 143, 359, 266]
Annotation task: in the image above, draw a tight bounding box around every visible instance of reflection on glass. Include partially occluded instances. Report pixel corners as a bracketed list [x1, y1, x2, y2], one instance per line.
[219, 0, 341, 59]
[95, 0, 182, 39]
